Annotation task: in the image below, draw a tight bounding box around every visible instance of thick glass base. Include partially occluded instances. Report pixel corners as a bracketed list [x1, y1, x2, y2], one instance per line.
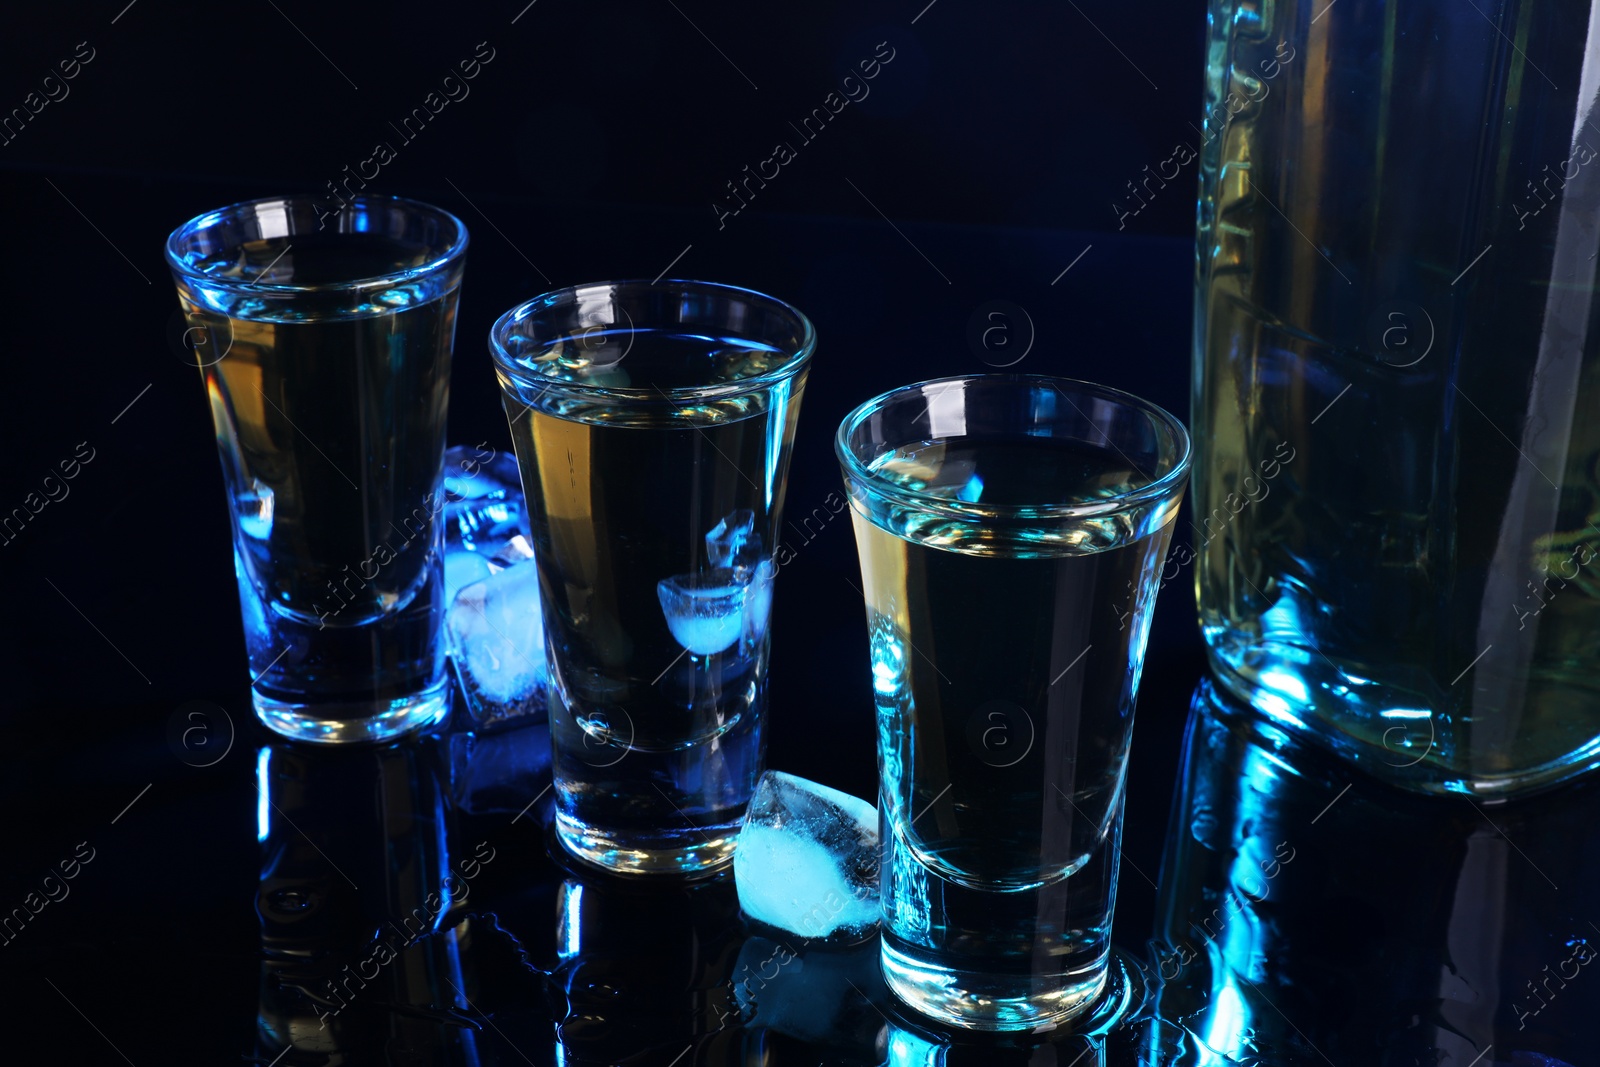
[554, 808, 738, 878]
[881, 936, 1139, 1033]
[1205, 638, 1600, 798]
[253, 679, 452, 744]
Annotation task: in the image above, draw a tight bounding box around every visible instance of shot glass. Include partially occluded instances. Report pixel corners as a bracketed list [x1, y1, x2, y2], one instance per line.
[489, 280, 814, 876]
[836, 374, 1191, 1030]
[166, 195, 468, 743]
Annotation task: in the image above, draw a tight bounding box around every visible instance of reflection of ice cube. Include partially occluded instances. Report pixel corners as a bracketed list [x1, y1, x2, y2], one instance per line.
[445, 719, 551, 815]
[955, 471, 984, 503]
[657, 571, 747, 655]
[732, 935, 889, 1051]
[235, 480, 275, 540]
[706, 509, 759, 569]
[446, 560, 548, 729]
[733, 771, 879, 942]
[443, 445, 526, 553]
[741, 559, 776, 648]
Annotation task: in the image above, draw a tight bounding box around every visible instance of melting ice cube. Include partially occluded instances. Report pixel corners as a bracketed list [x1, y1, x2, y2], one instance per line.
[447, 560, 548, 729]
[444, 546, 493, 608]
[706, 509, 759, 569]
[657, 571, 748, 655]
[659, 512, 777, 656]
[741, 559, 776, 648]
[489, 534, 536, 568]
[443, 445, 526, 553]
[733, 771, 879, 942]
[441, 444, 546, 729]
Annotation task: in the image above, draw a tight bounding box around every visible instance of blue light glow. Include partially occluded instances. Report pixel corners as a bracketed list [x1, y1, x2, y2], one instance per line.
[1200, 970, 1253, 1065]
[1257, 667, 1309, 706]
[886, 1025, 945, 1066]
[255, 747, 271, 843]
[765, 377, 790, 510]
[559, 882, 584, 959]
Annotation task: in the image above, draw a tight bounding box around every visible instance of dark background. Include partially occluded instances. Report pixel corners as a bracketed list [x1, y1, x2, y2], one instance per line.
[0, 1, 1209, 1059]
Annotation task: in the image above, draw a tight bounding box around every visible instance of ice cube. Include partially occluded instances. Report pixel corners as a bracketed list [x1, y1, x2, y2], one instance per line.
[489, 534, 536, 568]
[706, 509, 758, 569]
[741, 559, 776, 648]
[733, 771, 879, 942]
[657, 571, 748, 655]
[443, 444, 526, 553]
[444, 546, 493, 608]
[447, 560, 548, 729]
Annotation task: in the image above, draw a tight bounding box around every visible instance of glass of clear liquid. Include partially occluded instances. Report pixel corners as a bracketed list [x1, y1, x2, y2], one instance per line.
[836, 374, 1191, 1030]
[165, 195, 468, 743]
[490, 280, 814, 877]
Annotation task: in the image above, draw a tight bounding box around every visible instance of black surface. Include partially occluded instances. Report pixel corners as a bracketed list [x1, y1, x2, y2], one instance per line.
[0, 2, 1592, 1064]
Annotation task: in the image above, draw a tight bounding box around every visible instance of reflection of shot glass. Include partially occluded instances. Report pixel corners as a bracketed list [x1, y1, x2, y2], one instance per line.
[254, 739, 475, 1058]
[165, 196, 468, 743]
[835, 374, 1191, 1030]
[489, 280, 814, 876]
[550, 867, 747, 1061]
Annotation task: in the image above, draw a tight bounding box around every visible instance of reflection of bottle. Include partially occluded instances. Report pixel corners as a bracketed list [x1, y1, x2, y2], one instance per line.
[255, 740, 483, 1064]
[549, 868, 758, 1066]
[1151, 680, 1600, 1064]
[1195, 0, 1600, 795]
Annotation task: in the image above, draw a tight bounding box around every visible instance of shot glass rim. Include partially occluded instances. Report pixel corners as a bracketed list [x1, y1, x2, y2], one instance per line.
[834, 372, 1193, 521]
[163, 193, 470, 296]
[488, 278, 817, 403]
